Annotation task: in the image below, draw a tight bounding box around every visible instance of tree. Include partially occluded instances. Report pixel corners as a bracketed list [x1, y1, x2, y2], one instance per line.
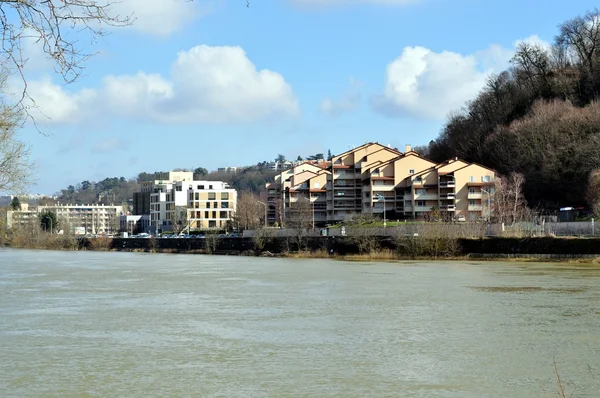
[194, 167, 208, 178]
[0, 0, 132, 112]
[307, 153, 324, 161]
[286, 196, 313, 251]
[0, 103, 31, 194]
[275, 154, 286, 163]
[10, 196, 21, 210]
[296, 155, 302, 161]
[170, 206, 188, 234]
[587, 169, 600, 217]
[327, 149, 332, 161]
[232, 193, 262, 230]
[39, 210, 58, 233]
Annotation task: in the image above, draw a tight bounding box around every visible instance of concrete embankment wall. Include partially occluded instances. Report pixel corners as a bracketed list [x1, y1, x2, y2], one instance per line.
[91, 237, 600, 257]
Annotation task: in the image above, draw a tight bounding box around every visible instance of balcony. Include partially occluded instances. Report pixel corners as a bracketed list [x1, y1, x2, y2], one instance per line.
[468, 205, 483, 211]
[439, 181, 456, 187]
[414, 194, 438, 200]
[371, 184, 395, 191]
[439, 193, 455, 200]
[440, 205, 456, 211]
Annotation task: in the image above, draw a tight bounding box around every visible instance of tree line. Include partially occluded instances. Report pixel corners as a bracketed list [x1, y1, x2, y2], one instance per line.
[419, 9, 600, 211]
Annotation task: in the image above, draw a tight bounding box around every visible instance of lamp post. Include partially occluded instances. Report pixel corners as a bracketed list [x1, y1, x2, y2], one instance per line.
[376, 193, 386, 233]
[257, 201, 267, 228]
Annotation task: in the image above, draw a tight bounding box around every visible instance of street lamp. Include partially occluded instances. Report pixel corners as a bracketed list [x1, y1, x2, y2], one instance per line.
[375, 193, 386, 233]
[257, 201, 267, 228]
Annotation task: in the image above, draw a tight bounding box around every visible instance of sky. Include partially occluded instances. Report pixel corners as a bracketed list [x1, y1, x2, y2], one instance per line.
[9, 0, 599, 195]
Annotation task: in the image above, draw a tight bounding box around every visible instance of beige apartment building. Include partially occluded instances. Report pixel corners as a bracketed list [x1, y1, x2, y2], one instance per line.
[267, 142, 496, 225]
[328, 142, 403, 222]
[361, 147, 495, 222]
[263, 161, 329, 226]
[185, 181, 237, 230]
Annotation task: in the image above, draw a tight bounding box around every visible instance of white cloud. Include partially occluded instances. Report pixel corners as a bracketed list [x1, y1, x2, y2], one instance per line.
[371, 35, 552, 120]
[23, 45, 299, 125]
[110, 0, 200, 37]
[319, 77, 362, 117]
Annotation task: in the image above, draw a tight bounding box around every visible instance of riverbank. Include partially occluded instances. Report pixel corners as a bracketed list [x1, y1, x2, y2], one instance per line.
[3, 234, 600, 263]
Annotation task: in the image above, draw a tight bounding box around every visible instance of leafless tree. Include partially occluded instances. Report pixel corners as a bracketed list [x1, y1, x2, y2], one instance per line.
[492, 173, 529, 225]
[169, 206, 188, 234]
[0, 95, 31, 193]
[0, 0, 133, 111]
[587, 169, 600, 217]
[286, 196, 312, 251]
[232, 193, 262, 230]
[556, 9, 600, 75]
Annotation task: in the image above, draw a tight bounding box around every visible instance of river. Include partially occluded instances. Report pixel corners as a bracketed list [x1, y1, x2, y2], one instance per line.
[1, 249, 599, 397]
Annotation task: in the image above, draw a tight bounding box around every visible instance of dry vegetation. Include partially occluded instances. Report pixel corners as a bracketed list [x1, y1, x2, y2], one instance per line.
[5, 225, 79, 250]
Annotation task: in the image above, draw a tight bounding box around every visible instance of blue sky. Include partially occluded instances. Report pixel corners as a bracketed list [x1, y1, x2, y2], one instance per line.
[12, 0, 598, 195]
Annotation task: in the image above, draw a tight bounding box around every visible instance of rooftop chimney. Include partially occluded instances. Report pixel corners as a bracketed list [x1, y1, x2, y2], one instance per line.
[405, 144, 412, 153]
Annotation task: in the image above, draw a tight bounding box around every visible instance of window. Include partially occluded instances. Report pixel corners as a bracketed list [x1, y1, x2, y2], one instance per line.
[415, 176, 422, 183]
[214, 202, 220, 209]
[469, 176, 475, 182]
[469, 199, 476, 205]
[219, 211, 227, 219]
[195, 192, 200, 200]
[212, 211, 217, 219]
[417, 200, 426, 207]
[221, 201, 229, 208]
[209, 185, 213, 190]
[198, 185, 204, 190]
[416, 188, 426, 195]
[204, 211, 209, 219]
[209, 220, 216, 228]
[469, 188, 476, 193]
[221, 192, 229, 200]
[175, 185, 182, 191]
[409, 169, 415, 175]
[208, 192, 216, 200]
[483, 175, 492, 182]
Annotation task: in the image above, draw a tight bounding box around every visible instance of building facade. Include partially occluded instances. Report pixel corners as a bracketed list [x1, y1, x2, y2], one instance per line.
[263, 162, 329, 226]
[268, 142, 496, 225]
[6, 204, 125, 234]
[146, 174, 237, 233]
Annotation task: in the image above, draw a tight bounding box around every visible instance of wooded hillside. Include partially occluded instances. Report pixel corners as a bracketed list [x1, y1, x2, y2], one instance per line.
[422, 9, 600, 209]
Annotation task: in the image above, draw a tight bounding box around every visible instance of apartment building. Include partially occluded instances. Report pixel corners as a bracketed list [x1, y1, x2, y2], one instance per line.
[146, 173, 237, 233]
[184, 180, 237, 230]
[327, 142, 403, 222]
[267, 142, 496, 225]
[361, 147, 495, 221]
[4, 204, 125, 234]
[263, 162, 329, 226]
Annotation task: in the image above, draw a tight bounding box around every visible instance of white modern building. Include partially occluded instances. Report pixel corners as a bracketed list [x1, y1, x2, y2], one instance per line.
[147, 173, 237, 233]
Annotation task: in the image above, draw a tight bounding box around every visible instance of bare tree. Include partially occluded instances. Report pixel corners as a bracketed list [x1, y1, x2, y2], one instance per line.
[169, 206, 188, 234]
[0, 0, 134, 111]
[286, 196, 313, 251]
[232, 193, 262, 230]
[492, 173, 529, 225]
[587, 169, 600, 217]
[0, 100, 31, 193]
